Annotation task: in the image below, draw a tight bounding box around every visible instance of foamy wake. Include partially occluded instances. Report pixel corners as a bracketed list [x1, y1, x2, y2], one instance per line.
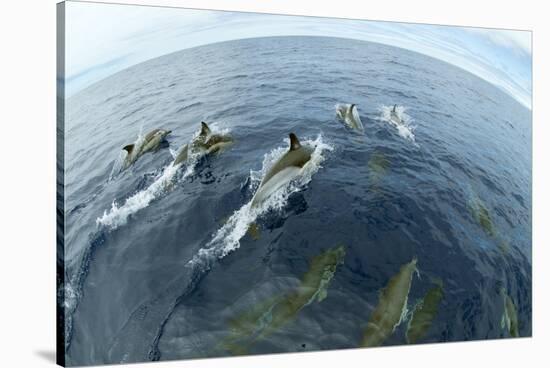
[97, 163, 183, 229]
[379, 105, 418, 145]
[97, 124, 230, 230]
[189, 134, 333, 269]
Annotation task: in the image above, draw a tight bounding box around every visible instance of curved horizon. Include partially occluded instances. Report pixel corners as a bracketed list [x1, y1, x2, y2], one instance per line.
[63, 1, 532, 109]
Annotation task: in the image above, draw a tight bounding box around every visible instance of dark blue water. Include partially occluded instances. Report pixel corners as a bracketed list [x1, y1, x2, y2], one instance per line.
[61, 36, 532, 366]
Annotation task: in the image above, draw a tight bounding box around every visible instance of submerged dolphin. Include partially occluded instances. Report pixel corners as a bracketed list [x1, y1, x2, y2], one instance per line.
[361, 257, 418, 347]
[173, 122, 233, 166]
[336, 103, 364, 132]
[500, 288, 519, 337]
[122, 128, 171, 169]
[251, 133, 313, 207]
[221, 245, 346, 355]
[406, 278, 444, 344]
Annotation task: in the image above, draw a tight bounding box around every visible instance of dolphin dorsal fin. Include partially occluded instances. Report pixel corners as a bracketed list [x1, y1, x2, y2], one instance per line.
[289, 133, 301, 151]
[392, 104, 397, 112]
[123, 144, 135, 155]
[200, 122, 211, 136]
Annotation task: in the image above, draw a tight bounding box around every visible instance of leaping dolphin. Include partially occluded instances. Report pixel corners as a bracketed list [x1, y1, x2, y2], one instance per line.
[122, 128, 172, 169]
[336, 103, 364, 132]
[173, 122, 233, 166]
[251, 133, 313, 207]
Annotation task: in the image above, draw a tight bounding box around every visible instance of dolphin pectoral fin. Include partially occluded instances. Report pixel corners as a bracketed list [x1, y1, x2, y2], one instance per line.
[123, 144, 135, 155]
[289, 133, 301, 151]
[200, 122, 211, 136]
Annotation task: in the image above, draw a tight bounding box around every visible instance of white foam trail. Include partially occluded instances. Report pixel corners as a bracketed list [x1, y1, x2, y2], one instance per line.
[379, 105, 418, 146]
[97, 163, 183, 229]
[97, 124, 230, 230]
[189, 134, 333, 269]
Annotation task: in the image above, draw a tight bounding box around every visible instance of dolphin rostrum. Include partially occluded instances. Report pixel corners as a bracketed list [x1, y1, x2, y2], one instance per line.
[173, 122, 233, 166]
[336, 103, 364, 132]
[251, 133, 313, 207]
[361, 257, 418, 347]
[122, 128, 171, 169]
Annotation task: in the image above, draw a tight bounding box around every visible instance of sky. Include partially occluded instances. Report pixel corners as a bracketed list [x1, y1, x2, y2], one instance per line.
[63, 1, 532, 109]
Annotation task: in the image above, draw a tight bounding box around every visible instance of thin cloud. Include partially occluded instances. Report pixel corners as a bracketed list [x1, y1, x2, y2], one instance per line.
[64, 2, 532, 109]
[466, 28, 532, 56]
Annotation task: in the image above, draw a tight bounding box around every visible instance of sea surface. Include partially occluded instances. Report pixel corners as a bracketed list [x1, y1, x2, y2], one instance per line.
[60, 36, 532, 366]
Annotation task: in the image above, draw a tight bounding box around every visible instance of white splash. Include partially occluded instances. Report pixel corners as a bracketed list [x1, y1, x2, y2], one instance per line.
[379, 105, 418, 145]
[63, 283, 77, 310]
[189, 134, 333, 269]
[97, 163, 183, 229]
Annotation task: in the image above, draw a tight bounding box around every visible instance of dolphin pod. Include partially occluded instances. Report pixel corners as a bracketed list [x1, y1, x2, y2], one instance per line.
[100, 98, 518, 358]
[122, 128, 172, 169]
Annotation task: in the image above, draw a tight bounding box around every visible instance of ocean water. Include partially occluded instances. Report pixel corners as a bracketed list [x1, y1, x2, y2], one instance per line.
[60, 36, 532, 366]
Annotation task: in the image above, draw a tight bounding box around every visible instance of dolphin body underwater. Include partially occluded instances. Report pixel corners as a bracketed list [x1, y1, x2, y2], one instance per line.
[501, 288, 519, 337]
[221, 245, 346, 355]
[122, 128, 172, 169]
[405, 279, 444, 344]
[251, 133, 314, 207]
[361, 257, 418, 347]
[173, 122, 233, 166]
[336, 103, 364, 132]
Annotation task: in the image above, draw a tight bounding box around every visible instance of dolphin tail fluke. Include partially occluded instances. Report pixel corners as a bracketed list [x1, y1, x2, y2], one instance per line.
[123, 144, 135, 155]
[200, 121, 211, 136]
[289, 133, 301, 151]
